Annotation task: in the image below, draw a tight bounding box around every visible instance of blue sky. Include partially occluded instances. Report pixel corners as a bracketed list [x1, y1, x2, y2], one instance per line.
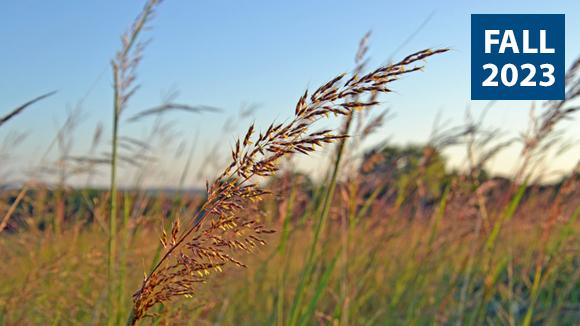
[1, 1, 579, 186]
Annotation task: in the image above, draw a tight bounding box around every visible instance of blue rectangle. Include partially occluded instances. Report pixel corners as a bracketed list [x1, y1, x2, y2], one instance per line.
[471, 14, 565, 100]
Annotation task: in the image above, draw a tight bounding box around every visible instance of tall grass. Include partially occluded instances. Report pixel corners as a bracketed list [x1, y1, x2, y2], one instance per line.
[1, 2, 579, 326]
[107, 1, 163, 324]
[126, 46, 448, 324]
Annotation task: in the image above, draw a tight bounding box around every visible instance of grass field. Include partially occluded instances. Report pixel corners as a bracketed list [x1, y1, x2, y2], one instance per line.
[1, 1, 579, 325]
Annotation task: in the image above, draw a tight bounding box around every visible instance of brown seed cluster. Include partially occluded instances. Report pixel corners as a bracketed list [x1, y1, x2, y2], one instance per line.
[129, 48, 447, 324]
[131, 214, 273, 321]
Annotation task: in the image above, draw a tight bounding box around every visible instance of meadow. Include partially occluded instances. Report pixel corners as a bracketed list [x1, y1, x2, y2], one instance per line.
[1, 1, 579, 325]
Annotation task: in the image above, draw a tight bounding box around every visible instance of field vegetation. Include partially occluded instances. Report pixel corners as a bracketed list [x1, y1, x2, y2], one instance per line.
[1, 1, 578, 325]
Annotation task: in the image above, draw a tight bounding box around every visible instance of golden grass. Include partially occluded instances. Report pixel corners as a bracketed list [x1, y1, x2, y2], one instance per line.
[1, 1, 579, 326]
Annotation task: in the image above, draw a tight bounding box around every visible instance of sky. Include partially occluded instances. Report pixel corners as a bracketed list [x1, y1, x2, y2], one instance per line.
[1, 0, 579, 187]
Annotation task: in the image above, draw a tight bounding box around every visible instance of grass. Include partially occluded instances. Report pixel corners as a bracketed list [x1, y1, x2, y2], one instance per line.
[1, 1, 579, 325]
[108, 1, 162, 324]
[0, 204, 578, 325]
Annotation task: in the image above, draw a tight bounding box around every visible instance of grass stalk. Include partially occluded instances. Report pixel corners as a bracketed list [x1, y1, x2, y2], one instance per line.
[287, 114, 353, 326]
[108, 65, 121, 325]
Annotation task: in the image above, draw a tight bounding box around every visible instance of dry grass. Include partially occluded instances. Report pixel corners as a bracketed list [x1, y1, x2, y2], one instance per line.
[0, 1, 579, 326]
[129, 46, 448, 324]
